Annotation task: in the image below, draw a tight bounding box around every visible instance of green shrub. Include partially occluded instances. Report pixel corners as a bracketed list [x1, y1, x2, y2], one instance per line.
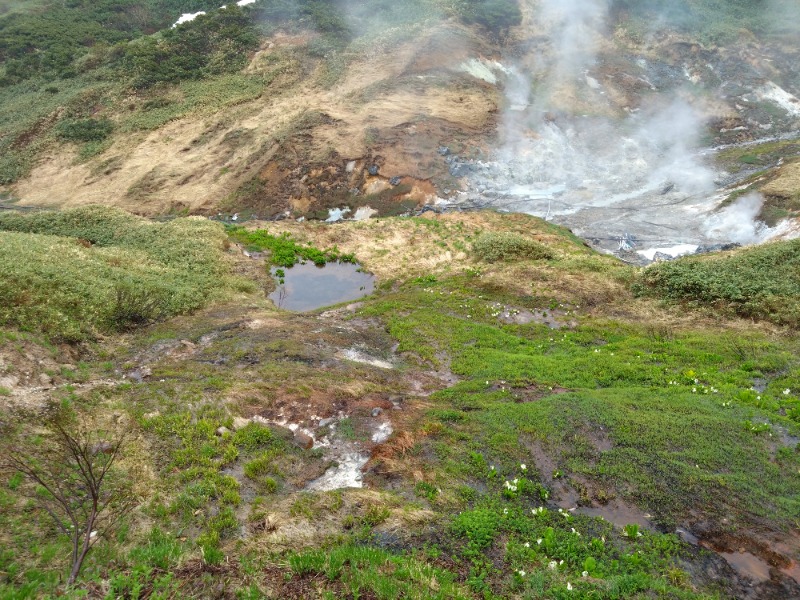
[634, 239, 800, 326]
[56, 117, 114, 142]
[472, 232, 554, 263]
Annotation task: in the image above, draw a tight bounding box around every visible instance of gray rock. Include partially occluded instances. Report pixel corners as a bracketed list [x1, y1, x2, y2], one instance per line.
[437, 146, 450, 156]
[368, 165, 379, 176]
[371, 407, 383, 417]
[449, 162, 472, 178]
[38, 373, 52, 386]
[390, 176, 402, 186]
[293, 431, 314, 450]
[232, 417, 251, 431]
[215, 426, 231, 437]
[319, 417, 335, 427]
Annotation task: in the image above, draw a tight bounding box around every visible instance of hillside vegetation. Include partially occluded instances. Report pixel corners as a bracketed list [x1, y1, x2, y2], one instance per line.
[0, 206, 233, 341]
[0, 207, 798, 599]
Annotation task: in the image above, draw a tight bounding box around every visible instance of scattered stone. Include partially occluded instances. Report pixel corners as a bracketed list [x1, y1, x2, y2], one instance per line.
[371, 407, 383, 417]
[38, 373, 52, 386]
[652, 252, 674, 262]
[367, 165, 379, 176]
[437, 146, 450, 156]
[144, 411, 160, 419]
[232, 417, 250, 431]
[390, 176, 402, 186]
[293, 431, 314, 450]
[215, 426, 231, 436]
[345, 160, 356, 173]
[59, 364, 76, 372]
[319, 417, 335, 427]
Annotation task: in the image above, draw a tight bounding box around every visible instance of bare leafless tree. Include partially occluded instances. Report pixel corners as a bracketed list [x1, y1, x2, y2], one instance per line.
[3, 418, 136, 586]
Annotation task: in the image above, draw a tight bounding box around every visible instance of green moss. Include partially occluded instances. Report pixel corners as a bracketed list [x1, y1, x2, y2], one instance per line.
[227, 226, 356, 267]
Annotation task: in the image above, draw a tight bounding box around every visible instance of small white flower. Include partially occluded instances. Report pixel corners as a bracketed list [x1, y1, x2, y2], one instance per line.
[517, 570, 526, 577]
[784, 388, 791, 395]
[582, 571, 588, 578]
[503, 508, 508, 514]
[567, 582, 573, 590]
[520, 463, 527, 471]
[537, 538, 543, 545]
[524, 542, 530, 548]
[559, 560, 564, 565]
[548, 561, 558, 570]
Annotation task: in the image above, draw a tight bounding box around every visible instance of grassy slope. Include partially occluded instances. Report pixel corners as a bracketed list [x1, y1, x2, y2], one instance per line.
[0, 206, 236, 341]
[1, 208, 798, 598]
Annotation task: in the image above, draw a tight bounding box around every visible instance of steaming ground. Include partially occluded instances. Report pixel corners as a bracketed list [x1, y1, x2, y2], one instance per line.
[446, 0, 800, 260]
[453, 108, 794, 258]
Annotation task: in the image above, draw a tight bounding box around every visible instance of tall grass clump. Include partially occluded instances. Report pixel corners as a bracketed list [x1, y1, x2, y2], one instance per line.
[472, 231, 554, 263]
[0, 206, 230, 341]
[634, 239, 800, 326]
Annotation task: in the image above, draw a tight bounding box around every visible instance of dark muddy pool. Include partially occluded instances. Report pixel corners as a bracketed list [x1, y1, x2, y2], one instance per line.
[269, 262, 374, 311]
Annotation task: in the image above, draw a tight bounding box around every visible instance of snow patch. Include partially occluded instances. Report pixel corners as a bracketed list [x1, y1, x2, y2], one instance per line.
[173, 11, 205, 26]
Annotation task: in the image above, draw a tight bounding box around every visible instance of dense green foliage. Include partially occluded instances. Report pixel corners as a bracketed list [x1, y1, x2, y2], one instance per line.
[635, 239, 800, 326]
[0, 206, 230, 340]
[227, 225, 355, 267]
[121, 6, 259, 88]
[55, 117, 114, 142]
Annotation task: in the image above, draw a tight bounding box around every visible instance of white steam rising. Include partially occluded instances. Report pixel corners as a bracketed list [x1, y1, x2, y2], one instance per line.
[462, 0, 778, 256]
[705, 193, 768, 245]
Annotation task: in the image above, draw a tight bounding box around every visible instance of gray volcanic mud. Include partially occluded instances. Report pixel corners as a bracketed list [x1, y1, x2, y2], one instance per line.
[269, 262, 374, 311]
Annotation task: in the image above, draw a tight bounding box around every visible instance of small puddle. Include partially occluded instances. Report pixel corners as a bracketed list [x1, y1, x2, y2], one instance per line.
[579, 501, 655, 530]
[719, 551, 772, 583]
[269, 262, 374, 312]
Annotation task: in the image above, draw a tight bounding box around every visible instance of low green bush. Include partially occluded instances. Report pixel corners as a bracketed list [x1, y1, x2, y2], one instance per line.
[472, 231, 554, 263]
[634, 239, 800, 326]
[55, 117, 114, 142]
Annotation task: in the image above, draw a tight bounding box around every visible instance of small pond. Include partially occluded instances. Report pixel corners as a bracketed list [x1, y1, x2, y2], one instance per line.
[269, 262, 374, 312]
